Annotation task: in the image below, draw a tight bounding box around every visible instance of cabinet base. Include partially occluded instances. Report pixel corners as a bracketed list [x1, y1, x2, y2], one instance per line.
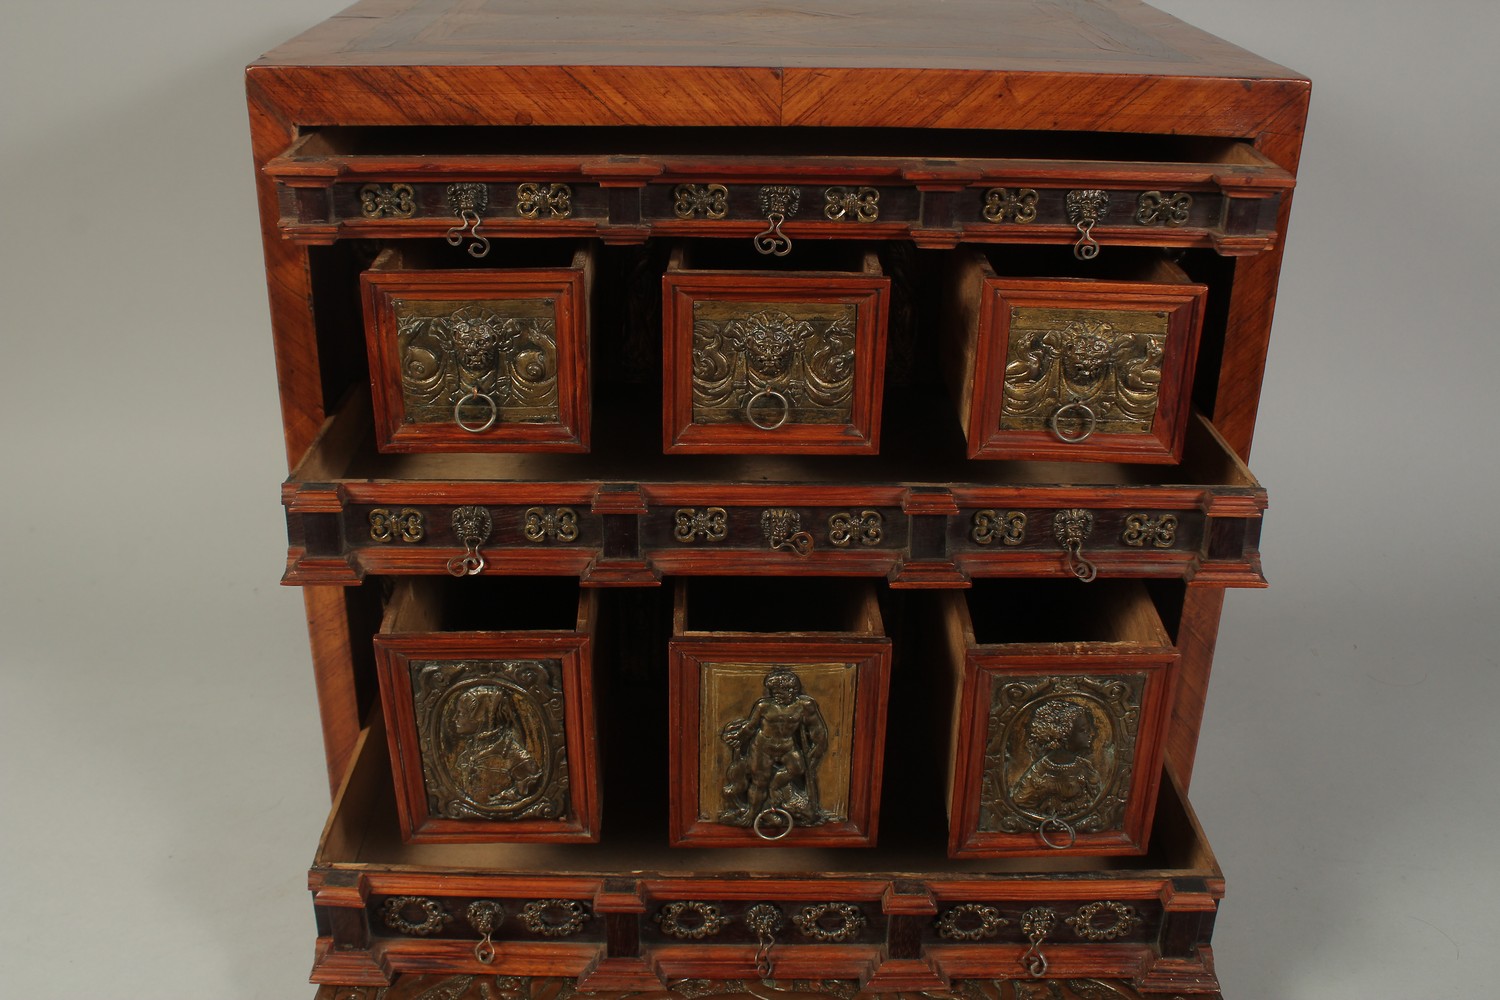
[313, 975, 1220, 999]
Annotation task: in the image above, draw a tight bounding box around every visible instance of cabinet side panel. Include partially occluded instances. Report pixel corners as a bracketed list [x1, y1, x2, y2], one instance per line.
[1165, 584, 1227, 789]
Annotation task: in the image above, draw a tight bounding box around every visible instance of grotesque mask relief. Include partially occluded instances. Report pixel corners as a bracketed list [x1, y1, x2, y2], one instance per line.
[1001, 308, 1167, 435]
[411, 659, 570, 821]
[394, 298, 560, 424]
[700, 663, 858, 838]
[978, 674, 1145, 837]
[690, 302, 857, 427]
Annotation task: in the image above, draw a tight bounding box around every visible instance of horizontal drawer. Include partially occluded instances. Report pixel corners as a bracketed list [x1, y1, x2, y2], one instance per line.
[265, 131, 1293, 256]
[281, 392, 1267, 587]
[939, 581, 1177, 858]
[662, 242, 890, 454]
[362, 243, 593, 453]
[309, 715, 1223, 987]
[668, 578, 892, 848]
[944, 248, 1208, 463]
[373, 577, 601, 844]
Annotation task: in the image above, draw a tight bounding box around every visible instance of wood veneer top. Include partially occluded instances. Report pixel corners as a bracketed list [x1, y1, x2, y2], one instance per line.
[253, 0, 1302, 80]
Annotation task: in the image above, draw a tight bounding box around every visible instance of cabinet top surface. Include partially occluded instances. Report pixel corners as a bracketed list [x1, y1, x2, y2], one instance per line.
[252, 0, 1302, 80]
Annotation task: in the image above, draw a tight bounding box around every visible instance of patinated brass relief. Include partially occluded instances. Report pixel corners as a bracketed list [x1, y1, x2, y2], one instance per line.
[360, 182, 416, 219]
[395, 299, 560, 427]
[1002, 308, 1167, 438]
[410, 659, 570, 822]
[979, 674, 1144, 839]
[691, 303, 857, 428]
[700, 663, 857, 837]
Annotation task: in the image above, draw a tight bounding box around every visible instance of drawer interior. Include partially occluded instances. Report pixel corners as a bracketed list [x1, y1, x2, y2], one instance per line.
[381, 576, 584, 635]
[962, 579, 1171, 648]
[675, 577, 881, 636]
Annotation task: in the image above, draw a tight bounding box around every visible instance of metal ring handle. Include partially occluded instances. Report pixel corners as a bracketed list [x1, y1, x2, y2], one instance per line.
[1064, 541, 1098, 584]
[474, 937, 496, 964]
[446, 547, 484, 577]
[745, 388, 791, 430]
[1037, 816, 1077, 850]
[454, 387, 499, 433]
[1074, 219, 1101, 260]
[752, 807, 795, 841]
[1049, 400, 1097, 444]
[1024, 948, 1049, 978]
[753, 212, 793, 256]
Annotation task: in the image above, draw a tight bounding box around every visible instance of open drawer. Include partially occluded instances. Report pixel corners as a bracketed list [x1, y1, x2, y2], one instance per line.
[938, 581, 1177, 858]
[264, 128, 1293, 255]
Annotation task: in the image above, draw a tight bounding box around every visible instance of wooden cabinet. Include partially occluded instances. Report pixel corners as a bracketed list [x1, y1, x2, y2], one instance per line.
[250, 2, 1307, 996]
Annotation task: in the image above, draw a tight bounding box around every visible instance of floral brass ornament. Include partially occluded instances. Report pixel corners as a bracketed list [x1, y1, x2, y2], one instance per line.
[791, 902, 866, 943]
[823, 186, 880, 222]
[447, 506, 493, 577]
[382, 896, 453, 936]
[691, 304, 857, 429]
[396, 299, 560, 434]
[762, 508, 815, 557]
[370, 507, 425, 543]
[983, 187, 1040, 224]
[1136, 191, 1193, 227]
[1066, 901, 1140, 942]
[1020, 906, 1058, 977]
[935, 903, 1008, 942]
[828, 510, 883, 547]
[520, 899, 589, 937]
[466, 901, 505, 964]
[980, 674, 1144, 848]
[523, 506, 579, 544]
[673, 183, 729, 220]
[445, 182, 490, 257]
[744, 903, 785, 979]
[516, 182, 572, 220]
[655, 901, 730, 940]
[1053, 508, 1098, 582]
[1065, 189, 1111, 259]
[674, 507, 728, 543]
[754, 184, 800, 255]
[1121, 513, 1178, 549]
[411, 658, 570, 822]
[1002, 312, 1166, 443]
[360, 182, 417, 219]
[719, 666, 835, 838]
[973, 509, 1027, 546]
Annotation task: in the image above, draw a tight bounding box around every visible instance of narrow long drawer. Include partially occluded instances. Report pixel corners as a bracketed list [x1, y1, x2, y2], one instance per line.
[265, 133, 1293, 256]
[280, 392, 1267, 588]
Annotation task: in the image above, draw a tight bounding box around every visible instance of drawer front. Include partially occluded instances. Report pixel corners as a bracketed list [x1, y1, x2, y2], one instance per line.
[956, 269, 1207, 463]
[670, 635, 891, 848]
[663, 271, 890, 453]
[374, 588, 600, 844]
[370, 893, 602, 945]
[941, 584, 1177, 858]
[361, 247, 592, 453]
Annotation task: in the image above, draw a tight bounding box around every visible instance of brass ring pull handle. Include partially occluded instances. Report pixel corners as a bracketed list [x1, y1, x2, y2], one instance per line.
[1049, 400, 1097, 443]
[466, 901, 504, 964]
[744, 903, 785, 981]
[454, 385, 499, 433]
[446, 505, 493, 577]
[1053, 508, 1098, 583]
[754, 185, 800, 256]
[1066, 189, 1110, 261]
[1020, 906, 1057, 979]
[745, 388, 791, 430]
[762, 508, 815, 557]
[1037, 815, 1078, 850]
[752, 806, 795, 841]
[445, 183, 491, 258]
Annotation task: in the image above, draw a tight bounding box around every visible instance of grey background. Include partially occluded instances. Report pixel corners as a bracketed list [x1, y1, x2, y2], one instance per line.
[2, 1, 1495, 996]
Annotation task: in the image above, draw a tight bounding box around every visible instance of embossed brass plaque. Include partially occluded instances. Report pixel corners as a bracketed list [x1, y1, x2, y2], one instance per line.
[394, 297, 561, 425]
[978, 673, 1144, 836]
[690, 301, 857, 426]
[410, 658, 571, 822]
[1002, 307, 1167, 435]
[697, 661, 858, 826]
